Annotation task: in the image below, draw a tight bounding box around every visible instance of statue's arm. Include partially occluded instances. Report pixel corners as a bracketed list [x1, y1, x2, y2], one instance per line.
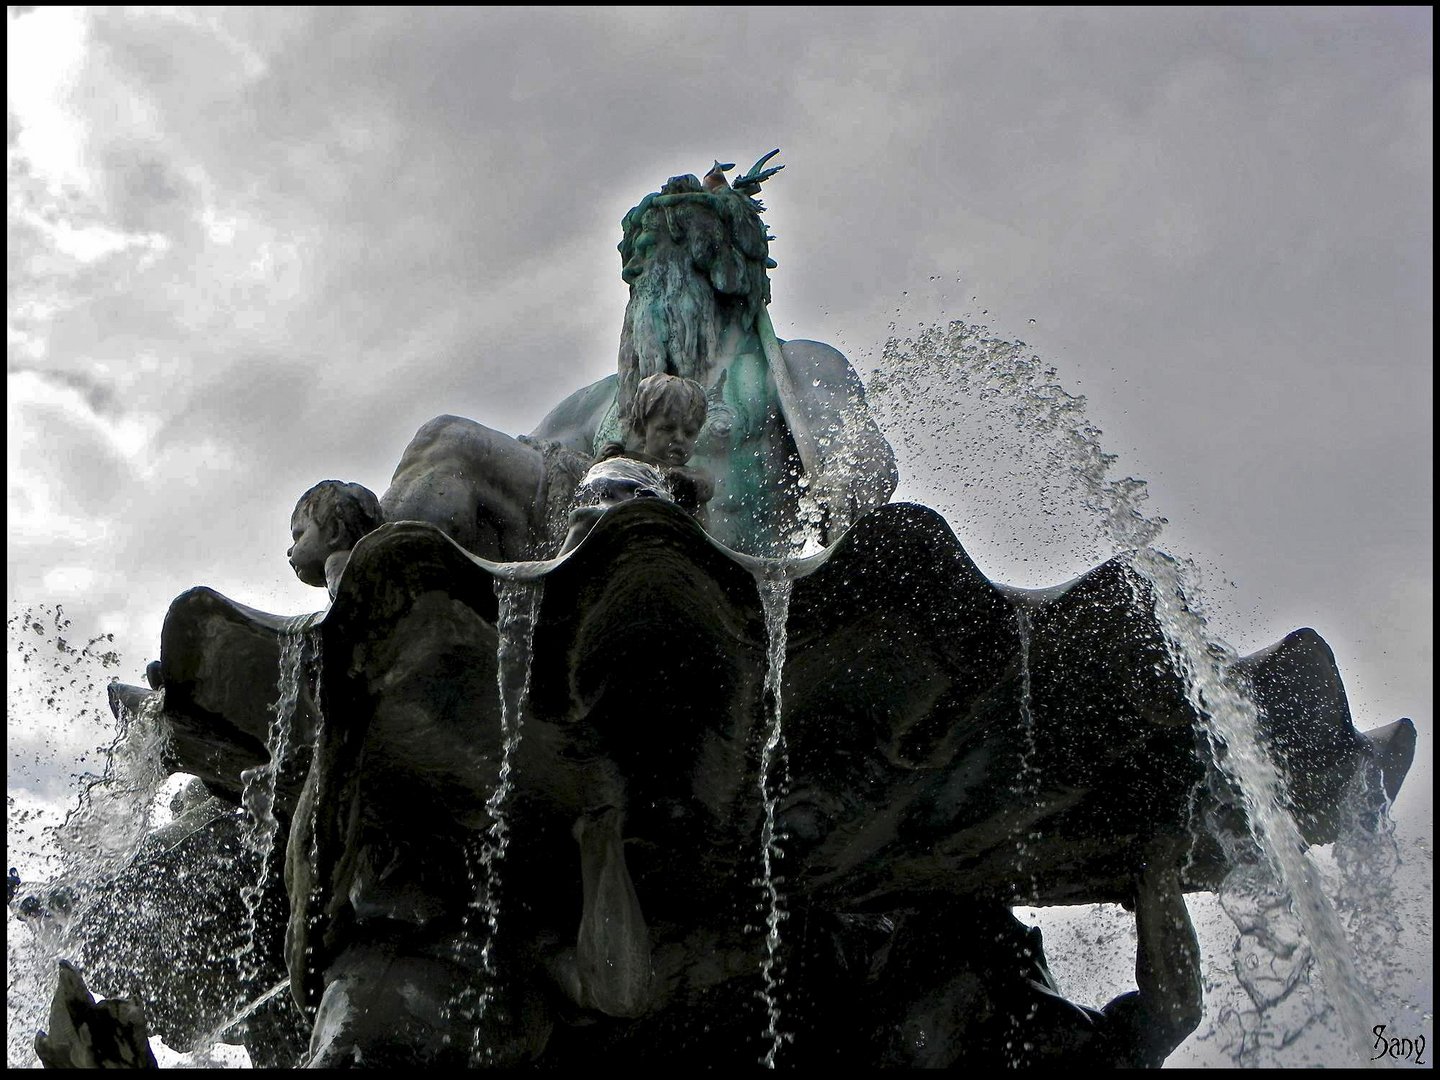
[529, 374, 619, 456]
[1099, 851, 1204, 1065]
[1134, 858, 1202, 1026]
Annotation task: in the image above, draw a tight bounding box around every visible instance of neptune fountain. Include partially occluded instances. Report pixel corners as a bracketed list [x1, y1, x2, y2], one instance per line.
[15, 153, 1416, 1069]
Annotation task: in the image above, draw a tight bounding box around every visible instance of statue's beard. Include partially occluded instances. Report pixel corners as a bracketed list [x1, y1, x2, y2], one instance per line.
[617, 250, 723, 432]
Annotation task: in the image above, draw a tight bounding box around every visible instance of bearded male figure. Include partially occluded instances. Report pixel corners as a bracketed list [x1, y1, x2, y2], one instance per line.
[381, 153, 897, 558]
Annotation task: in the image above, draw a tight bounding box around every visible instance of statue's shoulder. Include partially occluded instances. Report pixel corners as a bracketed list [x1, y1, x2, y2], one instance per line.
[778, 338, 868, 396]
[775, 335, 898, 512]
[530, 374, 619, 455]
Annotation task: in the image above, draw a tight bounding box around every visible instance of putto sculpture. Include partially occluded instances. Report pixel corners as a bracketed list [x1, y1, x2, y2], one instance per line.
[559, 372, 716, 555]
[19, 152, 1415, 1070]
[287, 482, 384, 599]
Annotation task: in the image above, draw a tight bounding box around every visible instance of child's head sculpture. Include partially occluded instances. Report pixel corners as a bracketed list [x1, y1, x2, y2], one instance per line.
[585, 372, 710, 505]
[632, 372, 708, 464]
[561, 373, 713, 556]
[289, 480, 383, 594]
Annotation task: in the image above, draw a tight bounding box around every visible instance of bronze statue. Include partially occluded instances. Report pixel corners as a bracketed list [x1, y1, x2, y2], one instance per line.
[287, 480, 383, 599]
[381, 152, 897, 559]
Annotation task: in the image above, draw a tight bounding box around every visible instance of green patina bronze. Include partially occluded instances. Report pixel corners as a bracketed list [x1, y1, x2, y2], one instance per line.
[526, 150, 897, 556]
[381, 150, 897, 559]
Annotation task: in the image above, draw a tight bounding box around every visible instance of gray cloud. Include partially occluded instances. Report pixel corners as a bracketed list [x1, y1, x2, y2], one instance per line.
[8, 4, 1427, 745]
[6, 7, 1430, 1064]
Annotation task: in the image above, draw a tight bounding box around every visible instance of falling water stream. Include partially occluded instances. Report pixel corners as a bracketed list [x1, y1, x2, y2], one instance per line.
[450, 577, 542, 1064]
[1003, 604, 1043, 1067]
[235, 614, 320, 992]
[198, 612, 323, 1064]
[1132, 548, 1379, 1066]
[1010, 606, 1040, 905]
[755, 568, 794, 1069]
[867, 318, 1390, 1066]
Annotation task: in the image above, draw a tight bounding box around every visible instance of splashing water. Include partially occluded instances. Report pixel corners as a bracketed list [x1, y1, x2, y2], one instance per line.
[754, 568, 794, 1068]
[864, 318, 1396, 1066]
[1329, 775, 1431, 1060]
[9, 602, 324, 1069]
[1136, 549, 1383, 1067]
[863, 321, 1159, 584]
[449, 577, 542, 1064]
[199, 977, 293, 1058]
[52, 693, 173, 879]
[6, 606, 169, 1068]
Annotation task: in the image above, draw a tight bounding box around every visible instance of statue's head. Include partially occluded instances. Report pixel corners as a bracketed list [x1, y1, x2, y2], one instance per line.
[632, 372, 708, 465]
[615, 151, 782, 434]
[288, 480, 383, 587]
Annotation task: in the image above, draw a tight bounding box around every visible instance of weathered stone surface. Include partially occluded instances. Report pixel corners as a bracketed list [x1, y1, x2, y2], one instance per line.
[34, 960, 158, 1069]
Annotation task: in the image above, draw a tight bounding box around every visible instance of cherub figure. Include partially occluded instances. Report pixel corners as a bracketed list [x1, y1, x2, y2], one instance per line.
[288, 480, 383, 599]
[559, 373, 715, 554]
[595, 371, 715, 511]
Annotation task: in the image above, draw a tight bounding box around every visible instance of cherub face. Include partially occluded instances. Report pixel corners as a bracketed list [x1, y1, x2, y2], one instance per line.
[640, 398, 704, 466]
[287, 507, 335, 588]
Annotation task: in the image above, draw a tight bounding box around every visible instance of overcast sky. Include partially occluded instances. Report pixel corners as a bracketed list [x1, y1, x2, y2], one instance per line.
[6, 6, 1431, 1067]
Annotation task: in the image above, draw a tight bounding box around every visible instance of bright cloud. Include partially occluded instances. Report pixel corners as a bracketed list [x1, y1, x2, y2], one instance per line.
[6, 8, 92, 195]
[40, 565, 99, 596]
[17, 207, 170, 264]
[8, 370, 159, 466]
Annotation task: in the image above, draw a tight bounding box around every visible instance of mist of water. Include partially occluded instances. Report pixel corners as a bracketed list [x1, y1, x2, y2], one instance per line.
[6, 605, 167, 1068]
[864, 318, 1400, 1066]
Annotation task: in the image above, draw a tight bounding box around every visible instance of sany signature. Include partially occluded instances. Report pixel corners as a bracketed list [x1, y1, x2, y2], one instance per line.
[1373, 1025, 1426, 1065]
